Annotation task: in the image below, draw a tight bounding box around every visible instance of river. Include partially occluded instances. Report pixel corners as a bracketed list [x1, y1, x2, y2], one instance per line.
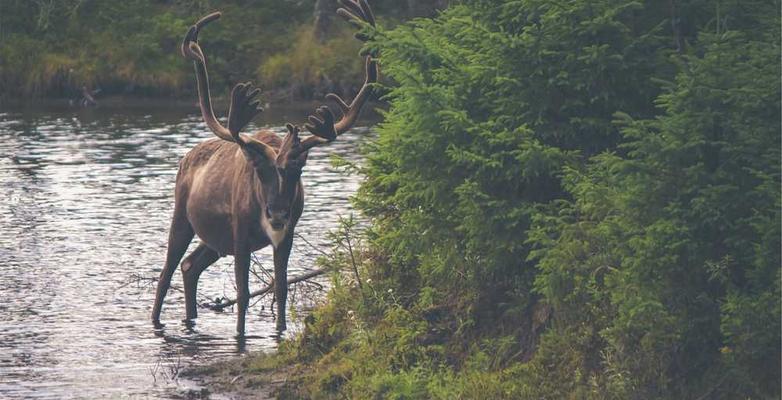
[0, 101, 372, 399]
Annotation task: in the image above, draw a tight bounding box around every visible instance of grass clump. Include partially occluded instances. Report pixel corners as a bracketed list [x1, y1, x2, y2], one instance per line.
[0, 0, 377, 102]
[257, 25, 363, 101]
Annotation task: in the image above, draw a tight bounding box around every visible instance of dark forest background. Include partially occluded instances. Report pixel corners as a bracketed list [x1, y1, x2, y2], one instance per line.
[0, 0, 446, 103]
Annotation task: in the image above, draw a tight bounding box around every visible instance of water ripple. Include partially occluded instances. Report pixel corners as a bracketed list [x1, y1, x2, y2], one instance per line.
[0, 107, 371, 399]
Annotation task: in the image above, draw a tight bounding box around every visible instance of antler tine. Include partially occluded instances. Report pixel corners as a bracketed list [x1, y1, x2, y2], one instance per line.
[181, 12, 235, 143]
[337, 1, 367, 24]
[284, 122, 329, 162]
[330, 56, 377, 134]
[227, 81, 264, 140]
[283, 123, 302, 149]
[301, 0, 378, 151]
[182, 12, 265, 147]
[181, 12, 220, 62]
[337, 0, 376, 27]
[304, 106, 337, 140]
[358, 0, 376, 26]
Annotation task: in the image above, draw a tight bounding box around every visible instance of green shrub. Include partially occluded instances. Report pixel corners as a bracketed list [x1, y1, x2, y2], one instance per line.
[272, 0, 780, 399]
[530, 23, 780, 398]
[257, 25, 362, 97]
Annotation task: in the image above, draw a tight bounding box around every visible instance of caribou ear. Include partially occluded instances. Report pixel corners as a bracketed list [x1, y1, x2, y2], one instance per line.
[277, 123, 309, 168]
[241, 138, 277, 172]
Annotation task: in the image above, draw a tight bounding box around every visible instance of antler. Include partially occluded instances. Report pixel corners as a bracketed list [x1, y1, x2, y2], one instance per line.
[288, 0, 378, 157]
[182, 12, 266, 149]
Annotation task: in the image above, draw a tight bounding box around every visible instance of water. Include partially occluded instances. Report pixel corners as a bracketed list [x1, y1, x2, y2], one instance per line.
[0, 102, 372, 399]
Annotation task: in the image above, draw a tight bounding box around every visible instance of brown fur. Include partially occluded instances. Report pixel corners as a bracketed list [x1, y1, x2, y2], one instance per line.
[152, 129, 304, 334]
[152, 0, 376, 335]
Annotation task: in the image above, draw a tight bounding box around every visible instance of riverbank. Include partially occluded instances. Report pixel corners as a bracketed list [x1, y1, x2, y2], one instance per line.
[180, 353, 296, 400]
[0, 0, 445, 105]
[1, 96, 384, 129]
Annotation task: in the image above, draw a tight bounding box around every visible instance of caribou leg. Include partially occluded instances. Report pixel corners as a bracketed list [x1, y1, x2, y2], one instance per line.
[181, 243, 220, 320]
[152, 211, 195, 324]
[273, 234, 294, 332]
[234, 248, 252, 336]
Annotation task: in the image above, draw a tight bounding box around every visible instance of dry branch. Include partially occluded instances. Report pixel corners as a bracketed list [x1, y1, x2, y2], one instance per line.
[201, 268, 328, 311]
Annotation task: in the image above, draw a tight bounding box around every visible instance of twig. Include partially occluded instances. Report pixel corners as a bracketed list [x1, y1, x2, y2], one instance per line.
[202, 268, 328, 311]
[120, 273, 183, 293]
[295, 232, 330, 257]
[345, 228, 362, 291]
[250, 259, 272, 285]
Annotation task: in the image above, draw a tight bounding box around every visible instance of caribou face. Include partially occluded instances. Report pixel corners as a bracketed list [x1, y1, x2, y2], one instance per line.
[244, 130, 309, 244]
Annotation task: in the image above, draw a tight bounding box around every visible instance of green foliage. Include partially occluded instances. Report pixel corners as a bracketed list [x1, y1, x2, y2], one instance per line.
[1, 0, 242, 99]
[267, 0, 781, 398]
[0, 0, 454, 101]
[0, 0, 417, 102]
[257, 24, 363, 98]
[354, 3, 696, 370]
[529, 20, 781, 397]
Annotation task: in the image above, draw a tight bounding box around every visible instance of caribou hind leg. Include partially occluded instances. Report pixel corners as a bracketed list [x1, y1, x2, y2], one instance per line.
[151, 210, 194, 324]
[181, 243, 220, 320]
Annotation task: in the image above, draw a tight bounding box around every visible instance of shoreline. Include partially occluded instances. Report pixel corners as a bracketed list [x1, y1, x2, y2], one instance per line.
[179, 352, 298, 400]
[0, 96, 385, 127]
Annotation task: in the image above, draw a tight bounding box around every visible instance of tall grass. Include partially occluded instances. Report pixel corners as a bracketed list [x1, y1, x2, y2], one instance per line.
[0, 9, 191, 102]
[0, 1, 370, 103]
[257, 25, 363, 100]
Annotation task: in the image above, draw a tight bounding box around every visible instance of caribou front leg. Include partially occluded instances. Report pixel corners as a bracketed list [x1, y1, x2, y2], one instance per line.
[273, 234, 294, 332]
[233, 246, 252, 336]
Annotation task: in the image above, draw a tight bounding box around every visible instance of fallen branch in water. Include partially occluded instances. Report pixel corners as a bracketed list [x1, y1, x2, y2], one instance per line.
[201, 268, 328, 311]
[120, 272, 182, 293]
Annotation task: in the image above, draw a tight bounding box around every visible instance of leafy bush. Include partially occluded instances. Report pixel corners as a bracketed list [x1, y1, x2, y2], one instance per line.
[272, 0, 780, 399]
[530, 23, 780, 398]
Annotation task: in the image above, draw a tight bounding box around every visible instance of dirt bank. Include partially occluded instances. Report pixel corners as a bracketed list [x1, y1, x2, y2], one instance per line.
[180, 354, 298, 400]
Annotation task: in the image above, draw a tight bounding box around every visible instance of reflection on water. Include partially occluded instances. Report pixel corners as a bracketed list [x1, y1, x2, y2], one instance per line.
[0, 104, 370, 399]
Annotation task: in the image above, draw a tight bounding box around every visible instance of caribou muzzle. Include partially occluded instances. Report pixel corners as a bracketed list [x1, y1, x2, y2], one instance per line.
[266, 205, 289, 230]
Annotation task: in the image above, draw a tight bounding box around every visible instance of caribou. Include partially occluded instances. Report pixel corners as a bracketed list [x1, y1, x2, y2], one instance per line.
[151, 0, 377, 335]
